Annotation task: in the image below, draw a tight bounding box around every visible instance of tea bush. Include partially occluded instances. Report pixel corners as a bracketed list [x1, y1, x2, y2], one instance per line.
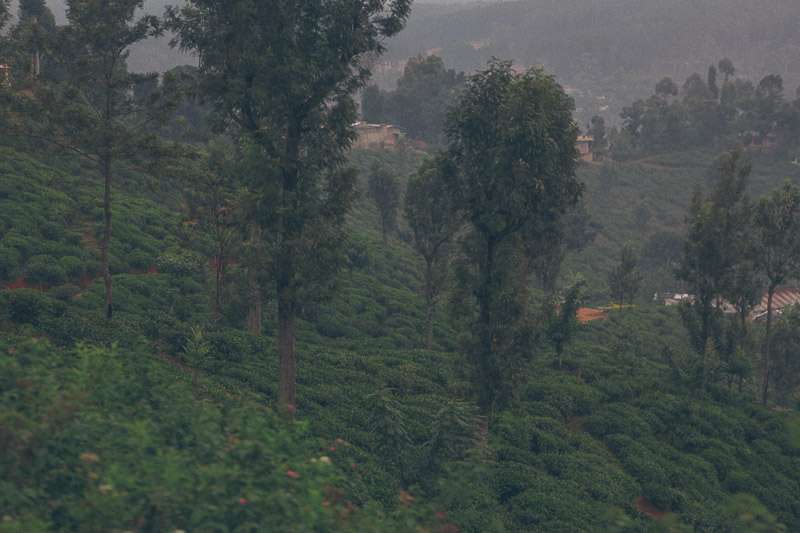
[0, 339, 449, 531]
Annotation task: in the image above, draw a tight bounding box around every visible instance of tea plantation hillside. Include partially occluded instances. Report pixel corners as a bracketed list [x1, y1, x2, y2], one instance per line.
[566, 150, 800, 303]
[2, 146, 800, 531]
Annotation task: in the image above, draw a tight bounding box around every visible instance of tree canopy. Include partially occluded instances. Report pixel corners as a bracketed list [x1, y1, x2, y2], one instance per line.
[167, 0, 412, 409]
[443, 59, 582, 415]
[362, 54, 464, 144]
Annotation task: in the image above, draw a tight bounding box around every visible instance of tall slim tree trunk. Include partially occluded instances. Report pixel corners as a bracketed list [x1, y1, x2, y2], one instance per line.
[477, 236, 497, 416]
[519, 254, 530, 320]
[213, 256, 222, 321]
[102, 154, 113, 319]
[700, 299, 711, 390]
[761, 287, 775, 406]
[247, 222, 261, 334]
[30, 17, 40, 77]
[277, 286, 296, 412]
[424, 258, 434, 350]
[277, 123, 300, 413]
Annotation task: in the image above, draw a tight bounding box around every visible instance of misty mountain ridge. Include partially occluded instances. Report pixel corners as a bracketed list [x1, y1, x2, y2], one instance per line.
[24, 0, 800, 124]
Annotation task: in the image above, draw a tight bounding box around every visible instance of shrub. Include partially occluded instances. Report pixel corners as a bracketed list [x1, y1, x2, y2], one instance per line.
[127, 250, 152, 270]
[48, 284, 80, 301]
[108, 254, 129, 275]
[6, 289, 55, 325]
[1, 230, 37, 260]
[23, 255, 67, 288]
[0, 340, 438, 532]
[0, 246, 20, 280]
[39, 221, 65, 241]
[64, 232, 84, 246]
[156, 251, 199, 275]
[60, 256, 86, 279]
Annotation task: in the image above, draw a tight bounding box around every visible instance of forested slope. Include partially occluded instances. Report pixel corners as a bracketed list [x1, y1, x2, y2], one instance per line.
[2, 146, 800, 531]
[378, 0, 800, 124]
[569, 150, 800, 302]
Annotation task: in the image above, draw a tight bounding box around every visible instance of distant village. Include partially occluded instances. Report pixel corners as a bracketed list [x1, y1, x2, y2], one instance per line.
[654, 286, 800, 321]
[352, 121, 597, 162]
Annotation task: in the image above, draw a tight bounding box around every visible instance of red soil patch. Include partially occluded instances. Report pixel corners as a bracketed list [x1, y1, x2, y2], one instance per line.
[130, 267, 160, 275]
[72, 272, 98, 289]
[577, 308, 607, 323]
[3, 267, 160, 293]
[7, 276, 44, 291]
[159, 351, 193, 373]
[636, 495, 665, 520]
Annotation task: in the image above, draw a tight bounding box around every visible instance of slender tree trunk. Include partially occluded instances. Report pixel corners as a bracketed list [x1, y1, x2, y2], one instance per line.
[277, 286, 296, 412]
[761, 287, 775, 406]
[424, 258, 434, 350]
[213, 257, 222, 321]
[519, 254, 530, 320]
[247, 222, 261, 334]
[102, 153, 113, 319]
[477, 236, 497, 416]
[277, 121, 300, 413]
[392, 433, 407, 489]
[30, 17, 40, 77]
[213, 229, 226, 322]
[700, 298, 711, 390]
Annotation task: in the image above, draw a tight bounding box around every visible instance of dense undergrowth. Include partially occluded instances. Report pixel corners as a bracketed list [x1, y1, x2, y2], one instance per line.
[2, 146, 800, 531]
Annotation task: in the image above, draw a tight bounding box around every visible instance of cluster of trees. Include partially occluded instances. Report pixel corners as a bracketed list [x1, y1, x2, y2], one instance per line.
[610, 58, 800, 157]
[0, 0, 413, 414]
[675, 150, 800, 405]
[0, 0, 592, 421]
[367, 60, 591, 416]
[361, 54, 465, 145]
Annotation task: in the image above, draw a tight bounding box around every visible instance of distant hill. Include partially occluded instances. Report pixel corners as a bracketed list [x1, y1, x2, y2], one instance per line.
[380, 0, 800, 125]
[27, 1, 800, 124]
[28, 0, 195, 72]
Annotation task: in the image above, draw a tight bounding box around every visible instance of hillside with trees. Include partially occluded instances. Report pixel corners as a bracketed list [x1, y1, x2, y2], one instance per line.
[1, 1, 800, 531]
[376, 0, 800, 127]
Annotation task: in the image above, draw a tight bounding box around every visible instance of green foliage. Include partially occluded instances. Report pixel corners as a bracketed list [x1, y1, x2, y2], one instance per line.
[0, 339, 453, 531]
[677, 150, 752, 387]
[362, 54, 465, 145]
[771, 308, 800, 407]
[3, 15, 800, 531]
[444, 58, 582, 414]
[424, 398, 484, 470]
[168, 0, 414, 407]
[404, 154, 458, 349]
[23, 254, 67, 288]
[547, 273, 590, 369]
[367, 388, 411, 486]
[367, 161, 401, 247]
[725, 493, 787, 532]
[5, 288, 57, 325]
[607, 244, 643, 325]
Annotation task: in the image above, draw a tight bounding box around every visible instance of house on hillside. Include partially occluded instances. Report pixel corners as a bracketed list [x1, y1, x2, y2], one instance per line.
[656, 285, 800, 320]
[352, 122, 406, 150]
[751, 285, 800, 321]
[653, 292, 692, 306]
[576, 135, 594, 163]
